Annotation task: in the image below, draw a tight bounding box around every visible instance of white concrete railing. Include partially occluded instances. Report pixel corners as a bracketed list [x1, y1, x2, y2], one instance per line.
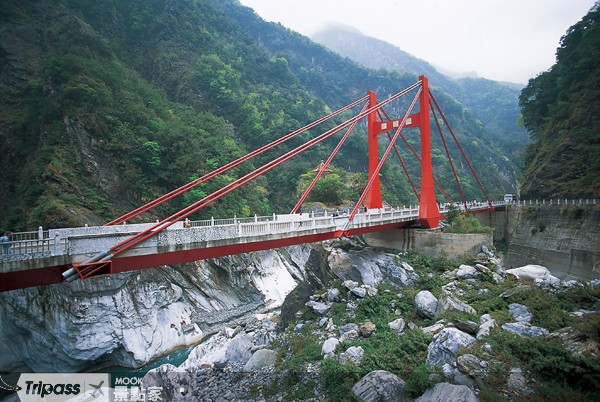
[2, 199, 595, 264]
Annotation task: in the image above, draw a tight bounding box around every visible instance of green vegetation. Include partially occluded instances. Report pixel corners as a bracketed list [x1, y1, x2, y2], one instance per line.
[268, 251, 600, 401]
[444, 205, 493, 234]
[1, 0, 523, 230]
[519, 7, 600, 199]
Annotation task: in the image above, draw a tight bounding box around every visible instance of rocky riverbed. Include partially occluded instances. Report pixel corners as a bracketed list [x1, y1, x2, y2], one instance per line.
[139, 239, 600, 401]
[1, 237, 599, 401]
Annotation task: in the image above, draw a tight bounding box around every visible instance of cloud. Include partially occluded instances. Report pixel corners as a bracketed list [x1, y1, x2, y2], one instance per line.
[240, 0, 596, 83]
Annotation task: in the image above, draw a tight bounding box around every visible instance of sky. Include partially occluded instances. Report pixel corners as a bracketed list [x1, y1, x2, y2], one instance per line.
[239, 0, 597, 83]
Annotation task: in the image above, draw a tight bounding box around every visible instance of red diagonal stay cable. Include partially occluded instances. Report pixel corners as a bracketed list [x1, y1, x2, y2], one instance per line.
[379, 107, 452, 202]
[345, 88, 421, 228]
[71, 81, 423, 272]
[431, 104, 468, 209]
[291, 102, 369, 213]
[105, 95, 370, 225]
[429, 90, 492, 206]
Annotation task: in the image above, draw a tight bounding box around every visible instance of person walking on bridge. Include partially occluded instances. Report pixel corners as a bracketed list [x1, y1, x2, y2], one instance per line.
[1, 231, 12, 255]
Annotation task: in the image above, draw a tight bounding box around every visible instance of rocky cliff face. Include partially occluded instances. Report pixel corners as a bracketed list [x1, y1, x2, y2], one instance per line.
[0, 243, 313, 372]
[505, 204, 600, 280]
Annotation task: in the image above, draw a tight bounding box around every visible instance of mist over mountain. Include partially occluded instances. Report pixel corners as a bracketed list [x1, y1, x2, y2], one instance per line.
[0, 0, 522, 231]
[311, 24, 530, 172]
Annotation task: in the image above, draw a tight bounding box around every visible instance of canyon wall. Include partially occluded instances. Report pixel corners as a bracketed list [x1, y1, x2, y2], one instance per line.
[478, 204, 600, 280]
[0, 244, 313, 372]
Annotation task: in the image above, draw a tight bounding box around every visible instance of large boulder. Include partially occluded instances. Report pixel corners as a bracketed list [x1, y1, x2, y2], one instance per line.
[456, 264, 479, 279]
[416, 382, 478, 402]
[415, 290, 438, 319]
[507, 368, 534, 396]
[508, 303, 532, 323]
[435, 293, 476, 317]
[477, 315, 496, 340]
[322, 337, 340, 357]
[243, 349, 276, 372]
[426, 328, 477, 366]
[388, 318, 407, 334]
[547, 327, 600, 358]
[224, 333, 254, 365]
[305, 300, 333, 315]
[352, 370, 410, 402]
[327, 247, 419, 288]
[502, 322, 549, 338]
[339, 346, 364, 365]
[505, 265, 551, 281]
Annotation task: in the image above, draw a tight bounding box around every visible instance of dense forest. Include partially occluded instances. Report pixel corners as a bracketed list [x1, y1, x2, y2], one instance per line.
[1, 0, 522, 231]
[519, 6, 600, 199]
[312, 24, 530, 166]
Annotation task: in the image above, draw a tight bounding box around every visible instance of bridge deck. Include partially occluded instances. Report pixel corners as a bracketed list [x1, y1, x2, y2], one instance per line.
[0, 203, 503, 291]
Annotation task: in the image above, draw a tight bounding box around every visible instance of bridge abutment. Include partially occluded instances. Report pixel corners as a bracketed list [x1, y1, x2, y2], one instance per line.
[362, 228, 492, 259]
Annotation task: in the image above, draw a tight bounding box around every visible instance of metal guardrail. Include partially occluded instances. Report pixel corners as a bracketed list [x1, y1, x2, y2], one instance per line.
[508, 199, 598, 206]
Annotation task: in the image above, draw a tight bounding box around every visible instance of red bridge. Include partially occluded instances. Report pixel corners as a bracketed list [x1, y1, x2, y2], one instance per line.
[0, 76, 499, 291]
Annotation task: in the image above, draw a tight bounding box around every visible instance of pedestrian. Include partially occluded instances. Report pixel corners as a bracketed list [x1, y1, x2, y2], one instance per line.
[1, 231, 12, 255]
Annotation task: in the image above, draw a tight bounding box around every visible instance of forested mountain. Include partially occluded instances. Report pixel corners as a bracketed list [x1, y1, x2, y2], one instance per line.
[519, 6, 600, 199]
[312, 25, 530, 170]
[0, 0, 519, 231]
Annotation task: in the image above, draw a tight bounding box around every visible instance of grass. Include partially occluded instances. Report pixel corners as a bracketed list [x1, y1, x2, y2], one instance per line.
[274, 251, 600, 401]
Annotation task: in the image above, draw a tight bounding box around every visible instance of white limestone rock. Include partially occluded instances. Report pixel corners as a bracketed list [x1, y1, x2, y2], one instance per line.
[388, 318, 406, 333]
[422, 322, 446, 337]
[456, 264, 479, 279]
[243, 349, 276, 372]
[416, 382, 479, 402]
[339, 323, 359, 336]
[426, 328, 477, 366]
[340, 330, 359, 343]
[351, 287, 368, 298]
[477, 317, 496, 340]
[502, 322, 549, 338]
[305, 300, 333, 315]
[435, 293, 476, 317]
[322, 337, 340, 357]
[505, 264, 551, 281]
[507, 368, 534, 396]
[508, 303, 533, 323]
[327, 288, 341, 302]
[351, 370, 409, 402]
[415, 290, 438, 319]
[0, 244, 313, 372]
[327, 246, 419, 288]
[339, 346, 364, 365]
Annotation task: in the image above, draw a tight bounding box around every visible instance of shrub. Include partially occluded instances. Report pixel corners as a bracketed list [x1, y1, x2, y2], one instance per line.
[444, 213, 493, 234]
[403, 364, 434, 397]
[361, 328, 431, 377]
[320, 359, 362, 402]
[507, 287, 568, 331]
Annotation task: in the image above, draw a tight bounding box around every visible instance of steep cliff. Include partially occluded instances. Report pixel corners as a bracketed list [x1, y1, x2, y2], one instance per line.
[519, 7, 600, 199]
[0, 244, 312, 372]
[505, 204, 600, 280]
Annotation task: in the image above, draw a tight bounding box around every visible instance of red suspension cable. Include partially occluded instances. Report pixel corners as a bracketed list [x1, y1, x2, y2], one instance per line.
[429, 90, 492, 206]
[431, 105, 468, 209]
[291, 102, 369, 213]
[75, 81, 423, 272]
[105, 95, 370, 225]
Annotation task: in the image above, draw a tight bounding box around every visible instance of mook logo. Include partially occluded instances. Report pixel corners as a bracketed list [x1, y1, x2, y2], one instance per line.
[16, 373, 109, 402]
